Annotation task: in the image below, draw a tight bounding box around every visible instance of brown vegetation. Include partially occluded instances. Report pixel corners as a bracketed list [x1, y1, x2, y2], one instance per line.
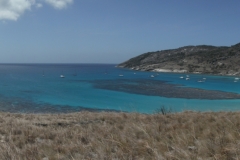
[1, 111, 240, 159]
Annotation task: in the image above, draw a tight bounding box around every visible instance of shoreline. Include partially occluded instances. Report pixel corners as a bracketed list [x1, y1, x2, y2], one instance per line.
[121, 66, 240, 77]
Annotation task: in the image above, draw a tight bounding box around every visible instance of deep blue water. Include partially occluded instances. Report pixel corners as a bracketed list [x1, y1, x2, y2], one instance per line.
[0, 63, 240, 113]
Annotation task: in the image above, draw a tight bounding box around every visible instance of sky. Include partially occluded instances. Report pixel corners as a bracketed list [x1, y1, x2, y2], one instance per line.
[0, 0, 240, 63]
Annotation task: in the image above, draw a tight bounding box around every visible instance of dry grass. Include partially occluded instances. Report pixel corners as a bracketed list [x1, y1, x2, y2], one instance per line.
[1, 111, 240, 159]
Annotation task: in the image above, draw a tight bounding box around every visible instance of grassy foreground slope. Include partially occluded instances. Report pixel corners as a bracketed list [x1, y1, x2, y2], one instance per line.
[0, 111, 240, 159]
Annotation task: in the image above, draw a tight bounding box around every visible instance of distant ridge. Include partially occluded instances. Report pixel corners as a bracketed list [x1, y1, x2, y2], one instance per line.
[118, 43, 240, 76]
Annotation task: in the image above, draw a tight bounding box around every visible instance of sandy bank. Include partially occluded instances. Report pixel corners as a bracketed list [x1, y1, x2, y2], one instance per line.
[153, 68, 188, 73]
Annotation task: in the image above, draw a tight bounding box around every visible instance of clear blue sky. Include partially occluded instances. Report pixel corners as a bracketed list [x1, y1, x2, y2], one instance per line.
[1, 0, 240, 63]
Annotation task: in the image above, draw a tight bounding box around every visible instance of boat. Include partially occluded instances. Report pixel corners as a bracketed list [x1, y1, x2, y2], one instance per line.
[186, 78, 190, 80]
[60, 75, 65, 78]
[151, 75, 154, 78]
[119, 74, 124, 77]
[180, 76, 184, 79]
[234, 77, 239, 82]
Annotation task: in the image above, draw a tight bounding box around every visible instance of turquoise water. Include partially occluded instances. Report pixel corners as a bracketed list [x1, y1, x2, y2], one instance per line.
[0, 63, 240, 113]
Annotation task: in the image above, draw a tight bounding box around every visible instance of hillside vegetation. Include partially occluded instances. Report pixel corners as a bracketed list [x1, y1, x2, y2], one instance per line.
[118, 43, 240, 75]
[1, 111, 240, 159]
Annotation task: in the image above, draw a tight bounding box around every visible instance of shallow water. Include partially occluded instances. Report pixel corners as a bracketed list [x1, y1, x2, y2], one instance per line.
[0, 63, 240, 113]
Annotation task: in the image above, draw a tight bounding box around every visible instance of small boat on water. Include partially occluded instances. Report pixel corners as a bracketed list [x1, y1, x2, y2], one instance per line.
[234, 77, 239, 82]
[198, 77, 206, 82]
[119, 74, 124, 77]
[180, 76, 184, 79]
[186, 78, 190, 80]
[60, 75, 65, 78]
[151, 75, 155, 78]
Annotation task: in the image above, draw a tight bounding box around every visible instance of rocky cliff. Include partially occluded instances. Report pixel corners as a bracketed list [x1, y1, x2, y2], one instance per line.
[118, 43, 240, 75]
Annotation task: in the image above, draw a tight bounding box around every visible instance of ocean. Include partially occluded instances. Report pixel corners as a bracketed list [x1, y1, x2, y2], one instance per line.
[0, 63, 240, 114]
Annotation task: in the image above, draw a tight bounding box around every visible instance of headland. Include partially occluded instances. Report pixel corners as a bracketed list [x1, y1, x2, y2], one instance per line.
[118, 43, 240, 76]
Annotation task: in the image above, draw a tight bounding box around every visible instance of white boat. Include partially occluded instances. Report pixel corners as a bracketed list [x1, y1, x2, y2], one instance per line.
[60, 75, 65, 78]
[180, 76, 184, 79]
[186, 78, 190, 80]
[151, 75, 154, 78]
[119, 74, 124, 77]
[235, 77, 239, 80]
[234, 80, 238, 82]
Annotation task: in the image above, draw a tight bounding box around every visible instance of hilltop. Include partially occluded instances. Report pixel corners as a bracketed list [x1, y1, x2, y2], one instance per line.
[118, 43, 240, 75]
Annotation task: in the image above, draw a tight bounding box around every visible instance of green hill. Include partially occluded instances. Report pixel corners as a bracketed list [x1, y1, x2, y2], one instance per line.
[118, 43, 240, 75]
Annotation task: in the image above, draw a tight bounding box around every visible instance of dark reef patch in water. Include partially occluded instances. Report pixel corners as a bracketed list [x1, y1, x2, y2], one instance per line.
[0, 96, 119, 113]
[90, 79, 240, 100]
[20, 90, 42, 94]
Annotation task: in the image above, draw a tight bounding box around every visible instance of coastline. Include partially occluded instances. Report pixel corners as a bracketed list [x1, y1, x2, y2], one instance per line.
[117, 43, 240, 77]
[122, 65, 240, 77]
